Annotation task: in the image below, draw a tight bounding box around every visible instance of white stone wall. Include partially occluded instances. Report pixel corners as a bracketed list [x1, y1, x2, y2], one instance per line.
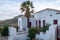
[18, 18, 27, 31]
[36, 24, 57, 40]
[8, 27, 17, 40]
[8, 25, 57, 40]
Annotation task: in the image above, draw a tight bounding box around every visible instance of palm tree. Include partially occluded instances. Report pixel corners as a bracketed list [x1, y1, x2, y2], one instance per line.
[20, 0, 34, 28]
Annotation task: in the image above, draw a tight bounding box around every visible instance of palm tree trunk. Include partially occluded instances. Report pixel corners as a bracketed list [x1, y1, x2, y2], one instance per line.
[27, 17, 30, 28]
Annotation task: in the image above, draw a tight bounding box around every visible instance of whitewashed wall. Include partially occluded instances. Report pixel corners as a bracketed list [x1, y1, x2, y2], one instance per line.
[8, 27, 16, 40]
[36, 24, 57, 40]
[18, 9, 60, 30]
[8, 25, 57, 40]
[18, 17, 48, 31]
[18, 17, 27, 31]
[34, 9, 60, 25]
[29, 18, 36, 27]
[17, 9, 59, 40]
[18, 17, 36, 31]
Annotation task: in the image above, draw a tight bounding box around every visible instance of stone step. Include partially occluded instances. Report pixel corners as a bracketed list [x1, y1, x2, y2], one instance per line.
[17, 31, 28, 35]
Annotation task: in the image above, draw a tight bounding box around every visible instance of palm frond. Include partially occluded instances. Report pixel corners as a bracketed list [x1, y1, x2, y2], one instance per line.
[20, 7, 25, 12]
[30, 2, 34, 8]
[20, 0, 34, 16]
[26, 0, 30, 6]
[30, 10, 34, 13]
[21, 1, 26, 8]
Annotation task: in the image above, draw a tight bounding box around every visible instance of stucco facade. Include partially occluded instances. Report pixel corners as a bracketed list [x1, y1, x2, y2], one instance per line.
[18, 8, 60, 31]
[34, 8, 60, 25]
[8, 8, 60, 40]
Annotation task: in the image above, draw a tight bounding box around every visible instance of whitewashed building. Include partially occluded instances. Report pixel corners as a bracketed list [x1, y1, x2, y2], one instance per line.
[18, 8, 60, 30]
[17, 8, 60, 40]
[8, 8, 60, 40]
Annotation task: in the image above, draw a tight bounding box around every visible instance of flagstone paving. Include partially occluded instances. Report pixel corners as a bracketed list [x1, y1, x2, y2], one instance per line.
[0, 36, 8, 40]
[0, 34, 8, 40]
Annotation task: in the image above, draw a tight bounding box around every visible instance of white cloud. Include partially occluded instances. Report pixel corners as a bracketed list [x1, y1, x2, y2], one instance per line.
[32, 0, 60, 12]
[0, 1, 21, 20]
[0, 0, 60, 20]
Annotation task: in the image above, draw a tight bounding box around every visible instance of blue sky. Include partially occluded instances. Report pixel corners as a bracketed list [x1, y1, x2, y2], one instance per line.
[0, 0, 60, 20]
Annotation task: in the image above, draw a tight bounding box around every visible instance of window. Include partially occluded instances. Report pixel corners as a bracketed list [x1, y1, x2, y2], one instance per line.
[36, 21, 37, 27]
[36, 20, 41, 27]
[56, 13, 60, 14]
[50, 14, 52, 16]
[29, 22, 31, 27]
[39, 20, 41, 27]
[43, 20, 45, 27]
[53, 20, 58, 24]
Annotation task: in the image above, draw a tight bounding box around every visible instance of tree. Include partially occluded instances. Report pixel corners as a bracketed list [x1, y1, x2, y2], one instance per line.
[20, 0, 34, 28]
[1, 25, 9, 36]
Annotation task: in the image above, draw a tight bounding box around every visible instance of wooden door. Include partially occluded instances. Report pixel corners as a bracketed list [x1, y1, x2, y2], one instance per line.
[57, 26, 60, 40]
[43, 20, 45, 27]
[36, 20, 37, 27]
[29, 22, 31, 28]
[39, 20, 41, 27]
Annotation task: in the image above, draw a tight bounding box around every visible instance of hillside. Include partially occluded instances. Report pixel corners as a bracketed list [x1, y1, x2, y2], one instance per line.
[0, 15, 24, 27]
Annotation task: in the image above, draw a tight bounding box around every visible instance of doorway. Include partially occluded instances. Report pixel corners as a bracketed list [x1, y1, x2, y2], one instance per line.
[57, 26, 60, 40]
[29, 22, 31, 28]
[53, 20, 58, 24]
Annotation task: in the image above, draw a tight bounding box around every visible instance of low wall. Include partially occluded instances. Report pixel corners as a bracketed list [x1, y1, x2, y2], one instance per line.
[8, 27, 17, 40]
[8, 25, 57, 40]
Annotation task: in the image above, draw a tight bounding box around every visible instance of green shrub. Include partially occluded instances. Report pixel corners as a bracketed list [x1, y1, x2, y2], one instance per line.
[1, 25, 9, 36]
[42, 26, 49, 34]
[36, 27, 41, 34]
[27, 26, 49, 40]
[42, 27, 46, 32]
[28, 27, 36, 40]
[0, 28, 3, 33]
[45, 26, 49, 30]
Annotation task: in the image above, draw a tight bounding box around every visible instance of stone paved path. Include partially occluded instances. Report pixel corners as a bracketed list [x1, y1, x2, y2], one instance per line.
[0, 34, 8, 40]
[0, 36, 8, 40]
